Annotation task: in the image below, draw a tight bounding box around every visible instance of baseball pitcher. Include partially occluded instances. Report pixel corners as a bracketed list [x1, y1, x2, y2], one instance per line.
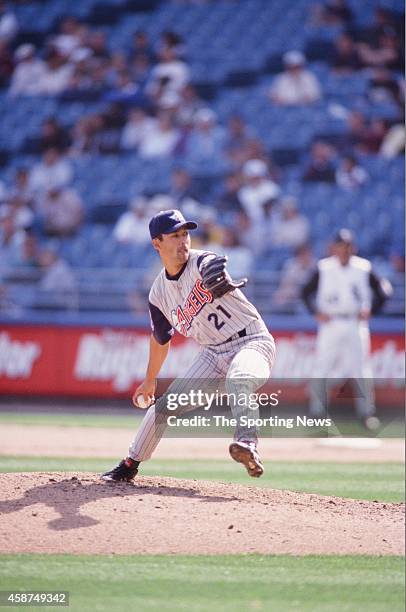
[102, 209, 276, 482]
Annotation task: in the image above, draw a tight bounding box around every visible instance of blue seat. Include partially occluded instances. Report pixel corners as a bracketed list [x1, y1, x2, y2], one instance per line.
[0, 0, 402, 316]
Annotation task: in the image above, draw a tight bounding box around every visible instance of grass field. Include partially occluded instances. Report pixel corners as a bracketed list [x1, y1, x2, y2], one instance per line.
[0, 411, 404, 611]
[0, 554, 404, 612]
[0, 411, 142, 429]
[0, 456, 404, 502]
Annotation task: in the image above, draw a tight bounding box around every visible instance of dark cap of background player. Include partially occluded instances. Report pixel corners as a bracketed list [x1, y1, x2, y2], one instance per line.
[149, 209, 198, 240]
[334, 228, 354, 244]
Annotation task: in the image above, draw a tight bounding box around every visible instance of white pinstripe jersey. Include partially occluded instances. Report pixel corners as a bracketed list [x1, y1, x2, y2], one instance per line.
[148, 249, 263, 346]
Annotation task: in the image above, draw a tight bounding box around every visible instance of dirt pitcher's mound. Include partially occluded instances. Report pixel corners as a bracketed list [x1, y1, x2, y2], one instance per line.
[0, 473, 403, 556]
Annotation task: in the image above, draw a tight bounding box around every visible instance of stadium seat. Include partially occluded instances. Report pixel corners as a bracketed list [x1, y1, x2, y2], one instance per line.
[0, 0, 403, 322]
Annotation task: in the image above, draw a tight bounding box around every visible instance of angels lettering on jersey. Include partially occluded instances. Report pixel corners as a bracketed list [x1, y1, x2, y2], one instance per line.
[171, 279, 213, 336]
[148, 249, 261, 346]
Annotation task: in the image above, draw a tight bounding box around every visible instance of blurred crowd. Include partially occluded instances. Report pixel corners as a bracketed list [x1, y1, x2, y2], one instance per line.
[0, 0, 404, 312]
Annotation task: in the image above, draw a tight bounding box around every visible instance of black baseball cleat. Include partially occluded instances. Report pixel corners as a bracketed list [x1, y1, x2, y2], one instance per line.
[229, 441, 264, 478]
[101, 458, 139, 482]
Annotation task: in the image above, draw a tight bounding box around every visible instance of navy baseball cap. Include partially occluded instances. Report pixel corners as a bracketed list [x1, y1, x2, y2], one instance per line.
[334, 228, 354, 244]
[149, 209, 198, 239]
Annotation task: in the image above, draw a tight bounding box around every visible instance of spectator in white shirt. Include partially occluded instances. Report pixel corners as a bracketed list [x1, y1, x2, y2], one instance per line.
[380, 124, 405, 159]
[29, 148, 73, 194]
[8, 44, 47, 97]
[335, 155, 369, 190]
[9, 167, 33, 204]
[35, 185, 83, 237]
[186, 108, 225, 164]
[37, 48, 73, 95]
[0, 1, 18, 43]
[238, 159, 281, 255]
[269, 197, 310, 249]
[120, 108, 156, 150]
[113, 196, 150, 246]
[0, 205, 26, 269]
[38, 248, 77, 296]
[147, 44, 189, 101]
[138, 110, 179, 158]
[269, 51, 322, 106]
[50, 17, 84, 58]
[7, 196, 34, 230]
[238, 159, 280, 224]
[4, 168, 35, 230]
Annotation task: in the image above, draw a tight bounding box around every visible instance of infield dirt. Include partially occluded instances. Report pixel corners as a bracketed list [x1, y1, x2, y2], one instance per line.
[0, 472, 403, 556]
[0, 424, 403, 461]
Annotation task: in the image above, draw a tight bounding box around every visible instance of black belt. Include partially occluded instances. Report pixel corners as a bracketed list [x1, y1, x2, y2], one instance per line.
[224, 328, 247, 343]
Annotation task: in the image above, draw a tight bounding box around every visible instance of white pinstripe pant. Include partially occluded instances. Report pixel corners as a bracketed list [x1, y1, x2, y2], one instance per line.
[129, 322, 276, 461]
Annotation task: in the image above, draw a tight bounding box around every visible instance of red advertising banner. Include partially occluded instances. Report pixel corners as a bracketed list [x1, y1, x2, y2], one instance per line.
[0, 325, 404, 403]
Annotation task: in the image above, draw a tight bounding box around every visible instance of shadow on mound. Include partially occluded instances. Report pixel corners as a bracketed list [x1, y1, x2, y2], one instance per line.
[0, 474, 236, 531]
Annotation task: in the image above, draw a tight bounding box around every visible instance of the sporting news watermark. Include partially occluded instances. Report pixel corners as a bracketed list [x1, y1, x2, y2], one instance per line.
[147, 377, 404, 438]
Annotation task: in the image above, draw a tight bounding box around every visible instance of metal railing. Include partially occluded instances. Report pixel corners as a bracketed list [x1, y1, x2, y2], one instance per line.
[1, 266, 404, 318]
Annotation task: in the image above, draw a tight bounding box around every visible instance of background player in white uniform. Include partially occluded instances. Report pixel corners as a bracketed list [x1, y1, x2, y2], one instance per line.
[102, 209, 276, 482]
[301, 229, 392, 429]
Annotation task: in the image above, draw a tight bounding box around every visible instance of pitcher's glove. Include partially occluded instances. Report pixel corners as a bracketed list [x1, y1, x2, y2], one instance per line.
[200, 255, 247, 299]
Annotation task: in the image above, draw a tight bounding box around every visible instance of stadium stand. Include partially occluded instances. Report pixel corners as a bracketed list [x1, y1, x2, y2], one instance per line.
[0, 0, 404, 329]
